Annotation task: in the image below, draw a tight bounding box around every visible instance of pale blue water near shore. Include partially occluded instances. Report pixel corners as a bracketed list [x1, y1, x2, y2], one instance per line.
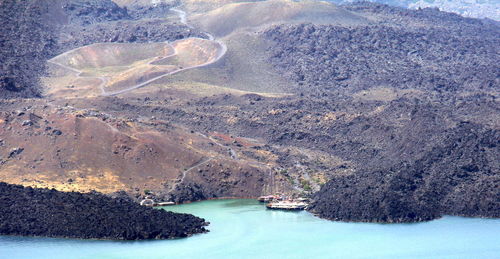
[1, 199, 499, 259]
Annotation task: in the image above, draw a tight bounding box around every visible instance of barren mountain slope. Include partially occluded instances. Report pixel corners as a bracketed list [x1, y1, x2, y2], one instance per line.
[191, 0, 368, 37]
[0, 99, 291, 202]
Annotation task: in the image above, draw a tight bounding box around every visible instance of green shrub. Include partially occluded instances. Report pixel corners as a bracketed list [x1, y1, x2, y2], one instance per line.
[300, 179, 312, 192]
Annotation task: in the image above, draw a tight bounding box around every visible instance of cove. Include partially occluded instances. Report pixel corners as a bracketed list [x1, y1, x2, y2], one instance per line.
[0, 199, 499, 259]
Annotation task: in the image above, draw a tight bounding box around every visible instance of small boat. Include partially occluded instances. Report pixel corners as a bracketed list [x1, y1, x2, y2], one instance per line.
[140, 199, 175, 207]
[154, 201, 175, 207]
[258, 195, 280, 203]
[266, 201, 308, 210]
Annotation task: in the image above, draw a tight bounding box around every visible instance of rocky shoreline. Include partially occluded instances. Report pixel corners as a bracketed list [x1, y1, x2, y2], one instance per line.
[307, 122, 499, 223]
[0, 182, 208, 240]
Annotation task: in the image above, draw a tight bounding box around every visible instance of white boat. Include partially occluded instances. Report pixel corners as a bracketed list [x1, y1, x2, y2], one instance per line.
[155, 201, 175, 206]
[266, 201, 308, 210]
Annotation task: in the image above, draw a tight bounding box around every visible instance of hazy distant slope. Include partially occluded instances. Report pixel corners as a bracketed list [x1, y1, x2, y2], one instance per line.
[0, 0, 206, 99]
[182, 0, 264, 13]
[327, 0, 500, 21]
[408, 0, 499, 21]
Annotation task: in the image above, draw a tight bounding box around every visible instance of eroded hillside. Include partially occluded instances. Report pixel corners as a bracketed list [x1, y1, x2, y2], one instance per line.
[0, 98, 294, 202]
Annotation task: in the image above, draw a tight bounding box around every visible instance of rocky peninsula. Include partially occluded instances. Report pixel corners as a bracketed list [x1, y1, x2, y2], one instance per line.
[0, 182, 208, 240]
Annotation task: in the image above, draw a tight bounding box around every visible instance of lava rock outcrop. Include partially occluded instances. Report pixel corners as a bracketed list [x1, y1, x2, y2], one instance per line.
[127, 2, 177, 20]
[307, 123, 500, 222]
[59, 19, 205, 54]
[62, 0, 130, 26]
[264, 3, 499, 94]
[0, 182, 208, 240]
[0, 0, 57, 98]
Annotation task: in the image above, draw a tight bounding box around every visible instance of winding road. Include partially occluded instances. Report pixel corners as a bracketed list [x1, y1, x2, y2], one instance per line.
[48, 3, 231, 196]
[47, 59, 108, 95]
[167, 157, 214, 194]
[48, 5, 227, 97]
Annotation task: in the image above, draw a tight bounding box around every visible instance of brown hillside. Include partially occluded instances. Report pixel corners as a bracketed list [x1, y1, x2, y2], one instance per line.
[0, 100, 287, 201]
[191, 0, 368, 37]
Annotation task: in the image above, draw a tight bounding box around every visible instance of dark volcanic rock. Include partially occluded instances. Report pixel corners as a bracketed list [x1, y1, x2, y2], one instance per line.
[0, 0, 57, 98]
[58, 19, 205, 54]
[169, 183, 208, 204]
[127, 2, 176, 20]
[0, 182, 208, 240]
[264, 4, 500, 94]
[307, 123, 500, 222]
[56, 0, 205, 55]
[62, 0, 130, 26]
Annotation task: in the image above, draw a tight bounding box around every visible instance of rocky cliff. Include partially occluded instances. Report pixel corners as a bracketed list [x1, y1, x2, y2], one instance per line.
[307, 122, 499, 222]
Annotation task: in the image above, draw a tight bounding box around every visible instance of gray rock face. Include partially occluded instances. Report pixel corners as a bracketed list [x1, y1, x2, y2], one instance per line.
[127, 2, 177, 20]
[263, 2, 499, 96]
[264, 23, 499, 94]
[62, 0, 130, 26]
[308, 122, 500, 222]
[58, 19, 205, 54]
[0, 0, 57, 98]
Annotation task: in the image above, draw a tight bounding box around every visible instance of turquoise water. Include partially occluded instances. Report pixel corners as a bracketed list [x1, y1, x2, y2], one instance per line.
[1, 199, 499, 259]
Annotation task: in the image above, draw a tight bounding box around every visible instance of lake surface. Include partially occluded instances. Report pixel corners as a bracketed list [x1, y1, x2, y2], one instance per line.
[1, 199, 499, 259]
